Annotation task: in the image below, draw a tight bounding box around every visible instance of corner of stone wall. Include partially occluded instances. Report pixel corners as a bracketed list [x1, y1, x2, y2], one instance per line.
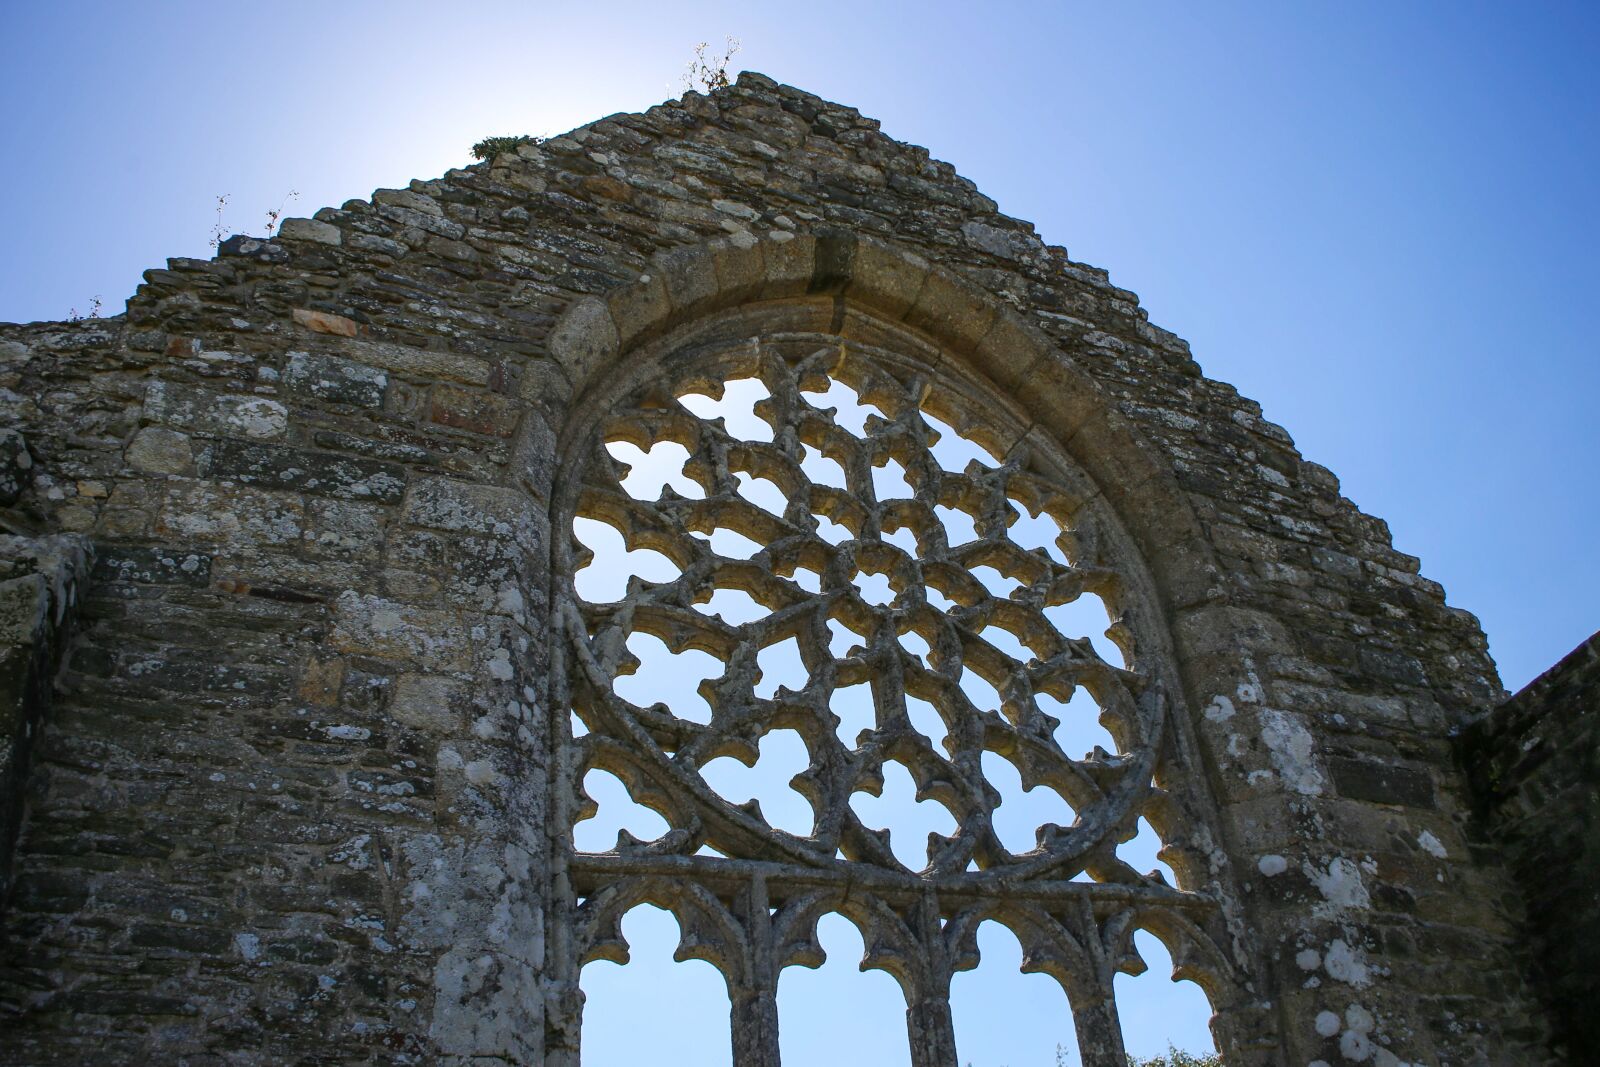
[1456, 629, 1600, 1061]
[0, 533, 92, 908]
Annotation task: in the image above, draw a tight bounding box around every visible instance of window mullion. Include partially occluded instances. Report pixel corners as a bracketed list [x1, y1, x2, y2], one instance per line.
[730, 875, 783, 1067]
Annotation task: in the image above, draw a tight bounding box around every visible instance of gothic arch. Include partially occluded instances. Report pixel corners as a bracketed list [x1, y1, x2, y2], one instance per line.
[536, 232, 1271, 1066]
[545, 230, 1224, 622]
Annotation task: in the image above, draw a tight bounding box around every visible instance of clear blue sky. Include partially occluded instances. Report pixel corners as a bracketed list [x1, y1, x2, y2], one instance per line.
[3, 2, 1596, 1062]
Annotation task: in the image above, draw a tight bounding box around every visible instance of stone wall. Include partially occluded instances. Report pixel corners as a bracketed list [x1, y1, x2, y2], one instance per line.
[0, 533, 91, 907]
[0, 72, 1564, 1063]
[1459, 630, 1600, 1061]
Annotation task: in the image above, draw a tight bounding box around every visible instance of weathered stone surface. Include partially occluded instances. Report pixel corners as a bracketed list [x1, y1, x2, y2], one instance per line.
[0, 430, 28, 506]
[402, 476, 539, 554]
[1328, 754, 1437, 808]
[427, 383, 519, 437]
[276, 216, 342, 245]
[144, 380, 288, 440]
[1460, 630, 1600, 1062]
[0, 71, 1573, 1066]
[197, 439, 406, 502]
[389, 672, 466, 734]
[91, 544, 210, 586]
[340, 338, 493, 387]
[546, 296, 618, 383]
[124, 425, 194, 474]
[155, 478, 305, 546]
[329, 590, 469, 670]
[282, 350, 388, 408]
[291, 307, 360, 337]
[0, 535, 90, 910]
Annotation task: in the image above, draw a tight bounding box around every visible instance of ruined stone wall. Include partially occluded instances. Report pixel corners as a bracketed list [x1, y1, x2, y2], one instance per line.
[1460, 631, 1600, 1061]
[0, 534, 90, 907]
[0, 72, 1559, 1064]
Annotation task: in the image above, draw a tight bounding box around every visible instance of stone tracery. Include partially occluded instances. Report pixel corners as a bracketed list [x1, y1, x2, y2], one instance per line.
[551, 317, 1241, 1066]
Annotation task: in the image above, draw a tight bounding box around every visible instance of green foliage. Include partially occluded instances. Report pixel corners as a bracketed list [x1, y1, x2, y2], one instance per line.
[965, 1043, 1220, 1066]
[1126, 1047, 1224, 1067]
[471, 134, 539, 161]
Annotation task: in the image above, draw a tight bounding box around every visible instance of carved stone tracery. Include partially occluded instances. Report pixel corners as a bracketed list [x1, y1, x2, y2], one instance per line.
[548, 293, 1243, 1066]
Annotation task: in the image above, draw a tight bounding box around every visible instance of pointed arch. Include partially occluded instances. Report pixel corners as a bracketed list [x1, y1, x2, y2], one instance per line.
[544, 231, 1222, 625]
[538, 232, 1269, 1065]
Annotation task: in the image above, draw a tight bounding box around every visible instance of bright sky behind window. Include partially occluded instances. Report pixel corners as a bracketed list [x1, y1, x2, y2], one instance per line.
[3, 2, 1597, 1062]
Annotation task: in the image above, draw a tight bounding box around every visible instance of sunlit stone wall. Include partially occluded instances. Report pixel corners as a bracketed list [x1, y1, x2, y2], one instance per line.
[0, 72, 1561, 1064]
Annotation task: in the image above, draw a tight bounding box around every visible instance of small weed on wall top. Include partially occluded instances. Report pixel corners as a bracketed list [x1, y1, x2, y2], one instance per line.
[66, 295, 102, 321]
[207, 189, 300, 249]
[471, 134, 541, 160]
[684, 36, 740, 91]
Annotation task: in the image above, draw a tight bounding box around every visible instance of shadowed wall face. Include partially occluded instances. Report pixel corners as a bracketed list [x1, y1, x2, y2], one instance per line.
[0, 72, 1567, 1065]
[1460, 632, 1600, 1062]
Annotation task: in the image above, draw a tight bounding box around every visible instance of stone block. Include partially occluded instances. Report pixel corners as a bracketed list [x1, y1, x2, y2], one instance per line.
[604, 271, 671, 352]
[340, 340, 493, 387]
[973, 310, 1052, 397]
[1329, 756, 1437, 809]
[847, 237, 928, 320]
[277, 217, 342, 246]
[144, 381, 288, 441]
[0, 574, 45, 646]
[510, 408, 558, 505]
[757, 233, 816, 301]
[546, 297, 619, 386]
[283, 351, 388, 408]
[155, 479, 305, 546]
[653, 244, 720, 318]
[330, 590, 469, 670]
[809, 229, 857, 294]
[390, 673, 468, 734]
[904, 266, 996, 355]
[292, 308, 360, 337]
[373, 188, 443, 217]
[515, 359, 573, 420]
[0, 429, 29, 506]
[92, 546, 210, 587]
[402, 477, 540, 554]
[428, 385, 521, 438]
[304, 498, 387, 559]
[198, 440, 406, 503]
[125, 426, 195, 475]
[296, 655, 344, 707]
[708, 236, 766, 306]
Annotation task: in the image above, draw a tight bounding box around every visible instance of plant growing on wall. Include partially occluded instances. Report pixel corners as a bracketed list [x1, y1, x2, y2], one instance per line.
[1127, 1049, 1222, 1066]
[207, 193, 231, 249]
[66, 295, 102, 321]
[263, 189, 299, 236]
[471, 134, 541, 160]
[206, 189, 300, 247]
[684, 36, 740, 91]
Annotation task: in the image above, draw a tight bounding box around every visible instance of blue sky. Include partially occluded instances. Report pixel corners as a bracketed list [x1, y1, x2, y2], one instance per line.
[3, 2, 1596, 1062]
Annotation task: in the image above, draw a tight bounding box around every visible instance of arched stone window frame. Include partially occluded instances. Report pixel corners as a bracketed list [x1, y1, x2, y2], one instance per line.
[531, 231, 1276, 1066]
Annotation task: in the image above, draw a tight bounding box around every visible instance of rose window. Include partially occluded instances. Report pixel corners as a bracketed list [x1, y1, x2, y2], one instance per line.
[551, 328, 1233, 1067]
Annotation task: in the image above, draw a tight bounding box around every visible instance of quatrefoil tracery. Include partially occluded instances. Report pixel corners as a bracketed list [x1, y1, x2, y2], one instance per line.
[564, 334, 1172, 885]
